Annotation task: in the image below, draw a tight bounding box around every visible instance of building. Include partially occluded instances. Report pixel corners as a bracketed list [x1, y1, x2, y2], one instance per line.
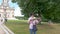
[0, 0, 15, 19]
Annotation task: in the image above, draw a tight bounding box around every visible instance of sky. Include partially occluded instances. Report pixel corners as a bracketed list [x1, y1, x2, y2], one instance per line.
[0, 0, 23, 16]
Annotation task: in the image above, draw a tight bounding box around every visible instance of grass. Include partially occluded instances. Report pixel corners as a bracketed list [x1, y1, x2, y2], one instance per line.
[5, 20, 60, 34]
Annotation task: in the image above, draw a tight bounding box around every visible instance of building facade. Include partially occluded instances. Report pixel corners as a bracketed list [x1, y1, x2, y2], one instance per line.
[0, 0, 14, 19]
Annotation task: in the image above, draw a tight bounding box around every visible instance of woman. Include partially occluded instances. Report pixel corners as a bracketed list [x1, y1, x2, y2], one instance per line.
[28, 14, 39, 34]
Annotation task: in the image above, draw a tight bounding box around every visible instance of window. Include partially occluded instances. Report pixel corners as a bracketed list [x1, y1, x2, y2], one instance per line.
[0, 14, 1, 17]
[12, 15, 14, 17]
[8, 15, 9, 17]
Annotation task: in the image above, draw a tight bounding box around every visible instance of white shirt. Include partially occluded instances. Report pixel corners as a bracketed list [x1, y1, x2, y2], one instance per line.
[33, 19, 39, 25]
[28, 17, 39, 29]
[28, 17, 34, 29]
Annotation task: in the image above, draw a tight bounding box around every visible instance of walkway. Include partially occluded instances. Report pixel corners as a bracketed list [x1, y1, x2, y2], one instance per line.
[0, 28, 5, 34]
[0, 24, 14, 34]
[0, 25, 5, 34]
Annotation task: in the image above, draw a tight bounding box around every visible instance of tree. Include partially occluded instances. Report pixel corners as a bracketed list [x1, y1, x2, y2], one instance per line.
[12, 0, 60, 22]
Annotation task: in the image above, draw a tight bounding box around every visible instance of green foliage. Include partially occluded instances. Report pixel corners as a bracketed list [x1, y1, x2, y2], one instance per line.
[12, 0, 60, 22]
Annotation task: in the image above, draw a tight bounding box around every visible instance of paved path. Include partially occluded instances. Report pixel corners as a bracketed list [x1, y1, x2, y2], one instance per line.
[0, 25, 5, 34]
[0, 24, 14, 34]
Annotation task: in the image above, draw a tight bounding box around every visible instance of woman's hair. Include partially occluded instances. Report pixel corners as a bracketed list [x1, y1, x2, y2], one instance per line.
[29, 13, 34, 17]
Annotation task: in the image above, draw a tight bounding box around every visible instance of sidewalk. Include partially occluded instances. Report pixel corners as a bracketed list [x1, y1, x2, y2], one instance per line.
[0, 24, 14, 34]
[0, 26, 5, 34]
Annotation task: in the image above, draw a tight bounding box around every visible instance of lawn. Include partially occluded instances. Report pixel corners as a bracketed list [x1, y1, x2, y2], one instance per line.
[5, 20, 60, 34]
